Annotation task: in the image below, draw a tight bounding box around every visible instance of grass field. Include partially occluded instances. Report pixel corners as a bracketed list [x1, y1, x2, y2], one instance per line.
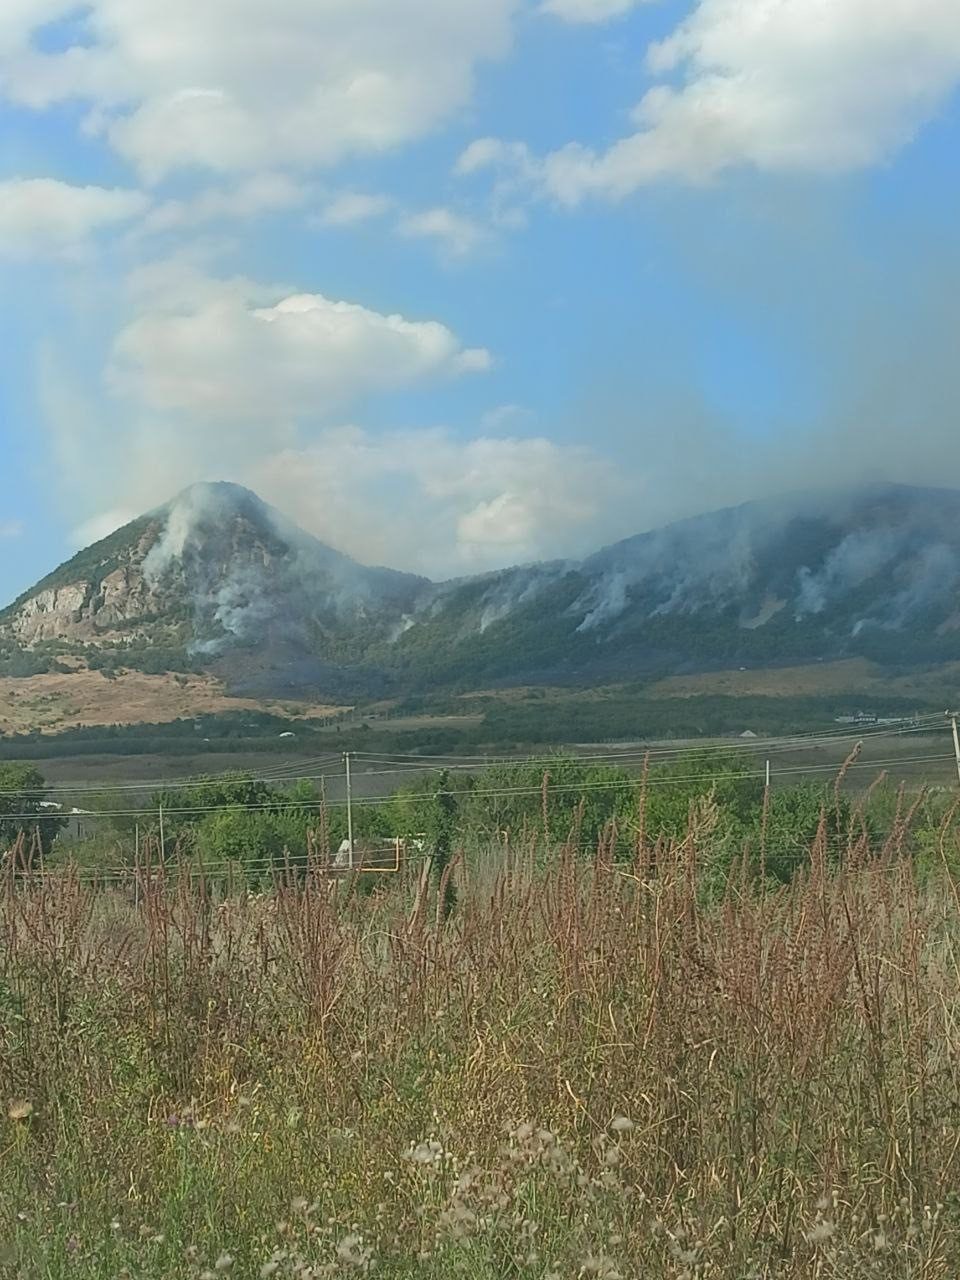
[4, 810, 960, 1277]
[28, 729, 960, 807]
[0, 670, 349, 736]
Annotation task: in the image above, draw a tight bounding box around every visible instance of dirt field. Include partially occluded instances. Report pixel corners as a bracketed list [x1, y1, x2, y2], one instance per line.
[646, 658, 960, 701]
[0, 669, 348, 735]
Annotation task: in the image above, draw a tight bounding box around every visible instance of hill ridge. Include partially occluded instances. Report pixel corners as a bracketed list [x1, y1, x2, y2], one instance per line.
[5, 480, 960, 697]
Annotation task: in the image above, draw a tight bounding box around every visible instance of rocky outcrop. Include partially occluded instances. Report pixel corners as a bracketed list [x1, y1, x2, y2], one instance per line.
[10, 583, 95, 644]
[7, 567, 165, 645]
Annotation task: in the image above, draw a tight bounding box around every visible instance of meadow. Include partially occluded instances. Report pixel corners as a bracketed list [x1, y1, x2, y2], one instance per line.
[3, 773, 960, 1279]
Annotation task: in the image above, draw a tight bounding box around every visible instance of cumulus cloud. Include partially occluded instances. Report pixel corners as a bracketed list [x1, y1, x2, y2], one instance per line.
[107, 274, 492, 421]
[251, 426, 625, 575]
[70, 509, 138, 549]
[316, 192, 394, 228]
[541, 0, 960, 200]
[40, 267, 559, 575]
[539, 0, 652, 23]
[141, 174, 305, 235]
[456, 139, 529, 178]
[397, 207, 490, 259]
[0, 0, 520, 181]
[0, 178, 147, 259]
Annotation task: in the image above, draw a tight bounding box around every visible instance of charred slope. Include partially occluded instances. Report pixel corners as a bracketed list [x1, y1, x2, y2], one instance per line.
[0, 483, 429, 690]
[384, 483, 960, 686]
[5, 481, 960, 695]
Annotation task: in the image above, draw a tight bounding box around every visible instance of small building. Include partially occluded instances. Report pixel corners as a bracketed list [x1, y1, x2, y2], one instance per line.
[333, 837, 404, 873]
[41, 802, 97, 843]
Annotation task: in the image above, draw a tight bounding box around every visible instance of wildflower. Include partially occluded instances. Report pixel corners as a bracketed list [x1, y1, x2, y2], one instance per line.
[336, 1233, 372, 1269]
[7, 1100, 32, 1121]
[403, 1139, 444, 1165]
[610, 1116, 634, 1134]
[805, 1220, 835, 1244]
[580, 1254, 622, 1279]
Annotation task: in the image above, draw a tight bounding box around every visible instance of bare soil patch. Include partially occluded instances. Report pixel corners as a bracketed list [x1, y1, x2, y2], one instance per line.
[0, 669, 348, 735]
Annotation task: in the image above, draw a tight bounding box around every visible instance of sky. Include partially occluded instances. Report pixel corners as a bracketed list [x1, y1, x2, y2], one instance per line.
[1, 0, 960, 601]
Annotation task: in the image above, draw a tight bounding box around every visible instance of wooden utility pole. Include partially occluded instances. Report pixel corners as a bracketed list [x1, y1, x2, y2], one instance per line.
[949, 712, 960, 789]
[344, 752, 354, 870]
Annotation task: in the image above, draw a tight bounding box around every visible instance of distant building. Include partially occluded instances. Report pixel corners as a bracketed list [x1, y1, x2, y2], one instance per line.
[333, 837, 404, 872]
[41, 801, 97, 842]
[740, 729, 758, 739]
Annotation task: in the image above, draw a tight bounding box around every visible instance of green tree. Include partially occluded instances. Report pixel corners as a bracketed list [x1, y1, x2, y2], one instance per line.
[428, 769, 459, 921]
[756, 783, 864, 885]
[464, 755, 634, 854]
[0, 763, 66, 859]
[153, 772, 282, 848]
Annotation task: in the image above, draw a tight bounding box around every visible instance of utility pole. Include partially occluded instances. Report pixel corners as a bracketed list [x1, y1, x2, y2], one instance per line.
[344, 752, 354, 870]
[948, 712, 960, 789]
[765, 758, 771, 790]
[158, 802, 166, 863]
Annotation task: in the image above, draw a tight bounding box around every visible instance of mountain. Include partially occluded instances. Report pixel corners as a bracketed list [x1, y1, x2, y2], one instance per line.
[4, 480, 960, 698]
[0, 483, 429, 696]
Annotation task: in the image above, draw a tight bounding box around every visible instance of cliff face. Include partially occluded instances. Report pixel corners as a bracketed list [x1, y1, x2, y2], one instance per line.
[9, 568, 161, 644]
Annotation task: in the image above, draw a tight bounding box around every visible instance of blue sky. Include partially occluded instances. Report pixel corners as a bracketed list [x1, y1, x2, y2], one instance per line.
[1, 0, 960, 600]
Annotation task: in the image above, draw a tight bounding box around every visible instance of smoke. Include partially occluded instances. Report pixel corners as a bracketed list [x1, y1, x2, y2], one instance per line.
[476, 563, 569, 633]
[794, 529, 903, 618]
[573, 503, 768, 632]
[142, 486, 212, 584]
[138, 480, 432, 655]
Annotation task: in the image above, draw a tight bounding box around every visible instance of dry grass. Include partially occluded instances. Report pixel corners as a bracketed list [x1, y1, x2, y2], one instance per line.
[2, 823, 960, 1277]
[646, 658, 960, 701]
[0, 670, 349, 735]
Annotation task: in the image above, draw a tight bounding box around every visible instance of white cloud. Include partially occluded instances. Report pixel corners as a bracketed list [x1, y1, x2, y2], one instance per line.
[480, 403, 537, 432]
[1, 0, 520, 181]
[107, 273, 491, 422]
[251, 426, 624, 575]
[0, 520, 23, 539]
[43, 266, 507, 569]
[539, 0, 652, 23]
[0, 178, 147, 259]
[397, 207, 490, 259]
[141, 174, 305, 234]
[455, 138, 533, 177]
[70, 509, 138, 548]
[316, 192, 394, 228]
[542, 0, 960, 200]
[454, 139, 538, 229]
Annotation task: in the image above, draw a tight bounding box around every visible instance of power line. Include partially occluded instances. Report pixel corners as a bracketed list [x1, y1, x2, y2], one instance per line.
[0, 750, 954, 823]
[0, 716, 945, 801]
